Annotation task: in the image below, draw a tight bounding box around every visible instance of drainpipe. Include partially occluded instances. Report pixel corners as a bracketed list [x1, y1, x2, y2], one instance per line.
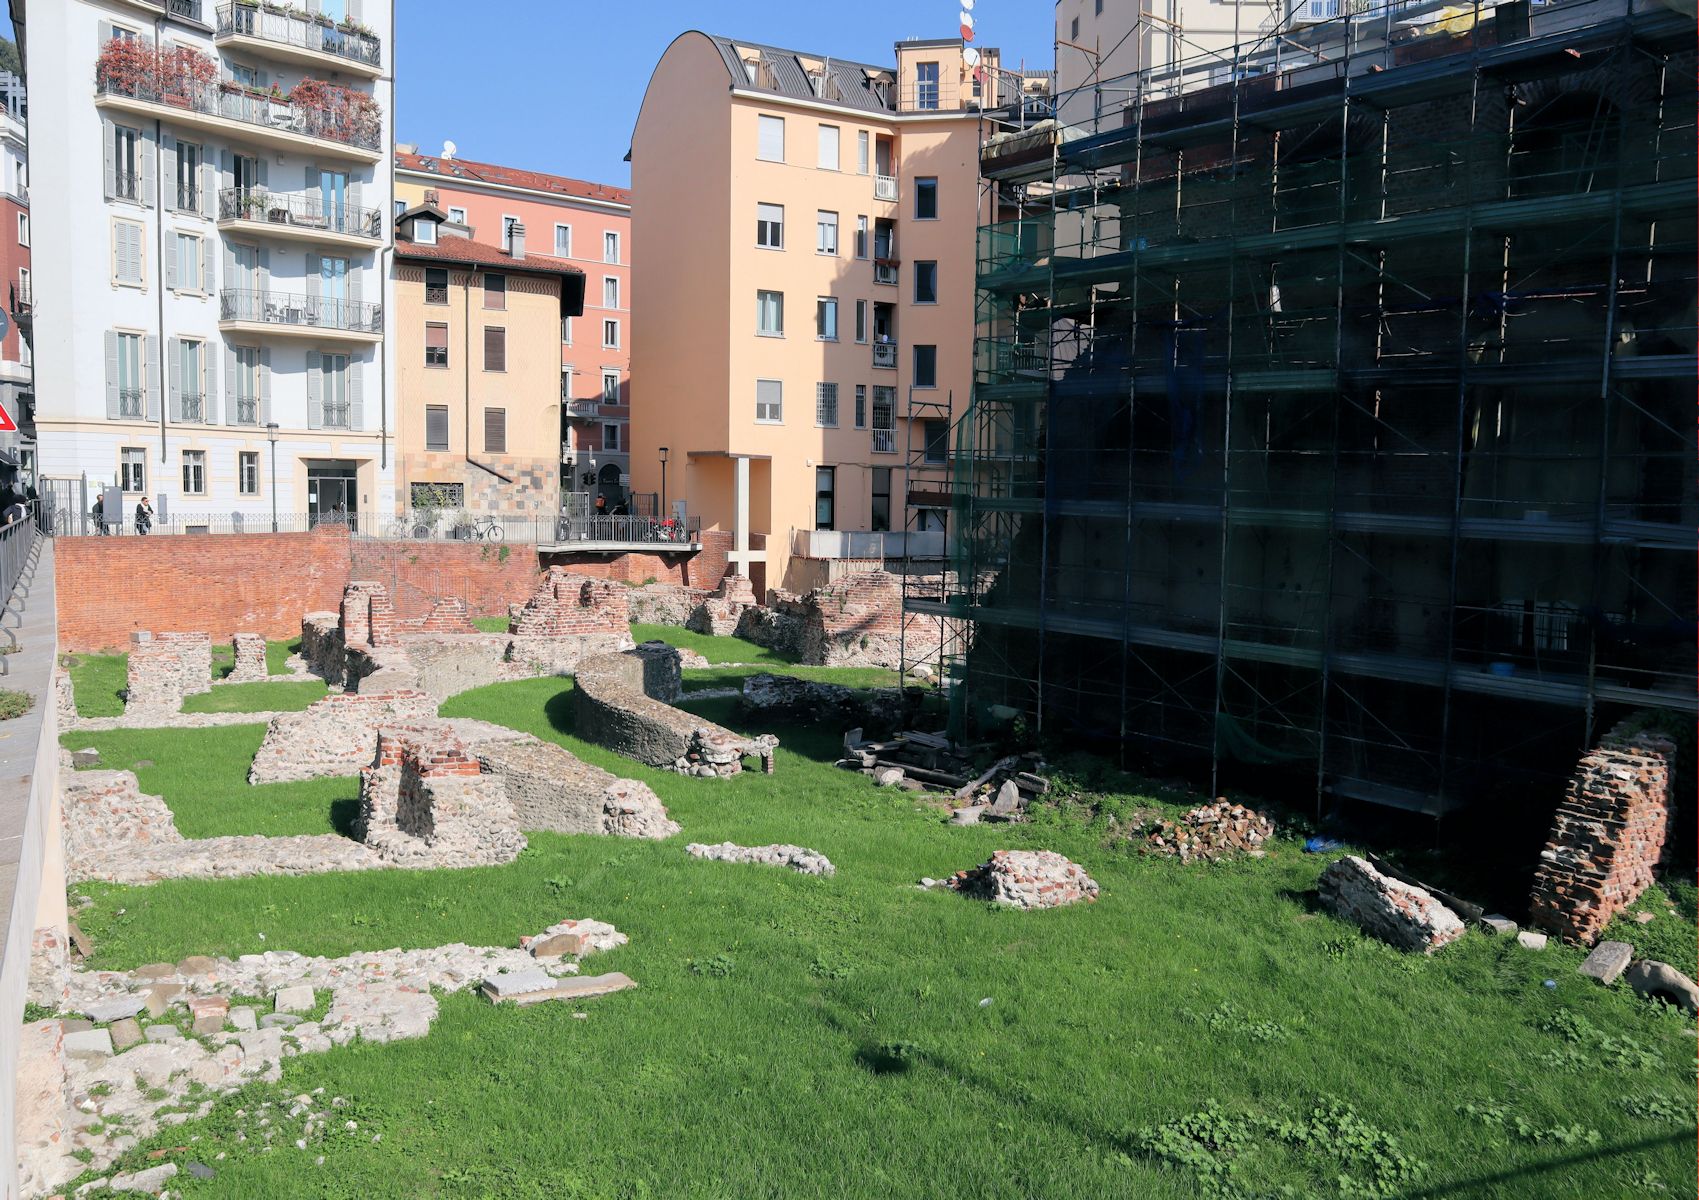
[379, 0, 395, 475]
[153, 16, 167, 462]
[463, 268, 510, 487]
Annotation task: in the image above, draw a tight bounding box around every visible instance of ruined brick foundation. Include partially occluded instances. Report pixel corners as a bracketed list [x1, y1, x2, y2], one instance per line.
[354, 728, 526, 868]
[504, 569, 634, 673]
[228, 632, 268, 682]
[123, 631, 212, 715]
[1318, 855, 1465, 953]
[249, 691, 439, 784]
[1528, 720, 1676, 946]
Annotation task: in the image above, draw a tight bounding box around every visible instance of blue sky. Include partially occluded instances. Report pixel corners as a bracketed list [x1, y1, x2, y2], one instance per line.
[395, 0, 1053, 187]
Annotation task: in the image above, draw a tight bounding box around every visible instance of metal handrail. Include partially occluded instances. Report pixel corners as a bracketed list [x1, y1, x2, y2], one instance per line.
[215, 3, 382, 68]
[95, 69, 381, 154]
[220, 288, 382, 333]
[218, 187, 383, 238]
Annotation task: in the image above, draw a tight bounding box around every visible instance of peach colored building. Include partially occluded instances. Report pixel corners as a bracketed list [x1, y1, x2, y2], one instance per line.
[392, 204, 584, 520]
[630, 34, 1007, 596]
[394, 150, 631, 506]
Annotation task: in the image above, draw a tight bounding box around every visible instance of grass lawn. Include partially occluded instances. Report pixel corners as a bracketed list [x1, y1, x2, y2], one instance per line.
[66, 639, 303, 718]
[681, 663, 905, 692]
[181, 679, 328, 714]
[60, 724, 355, 839]
[471, 616, 509, 634]
[630, 622, 796, 665]
[60, 675, 1699, 1199]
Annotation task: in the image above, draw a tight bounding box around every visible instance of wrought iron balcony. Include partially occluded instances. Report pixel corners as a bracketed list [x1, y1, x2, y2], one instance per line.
[218, 187, 382, 240]
[872, 343, 898, 369]
[871, 428, 897, 453]
[873, 260, 898, 285]
[874, 174, 897, 201]
[215, 4, 382, 72]
[220, 288, 382, 336]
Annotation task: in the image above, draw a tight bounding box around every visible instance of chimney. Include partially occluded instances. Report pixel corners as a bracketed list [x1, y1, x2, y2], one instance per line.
[424, 188, 440, 207]
[507, 220, 526, 261]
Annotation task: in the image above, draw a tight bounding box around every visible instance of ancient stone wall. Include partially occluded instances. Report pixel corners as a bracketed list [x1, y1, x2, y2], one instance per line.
[572, 646, 777, 777]
[686, 574, 759, 637]
[504, 570, 633, 673]
[394, 634, 524, 702]
[398, 597, 478, 635]
[739, 672, 918, 735]
[228, 633, 268, 683]
[355, 728, 526, 868]
[1529, 720, 1676, 946]
[476, 739, 679, 839]
[626, 583, 710, 627]
[249, 691, 439, 784]
[300, 613, 343, 682]
[123, 632, 213, 716]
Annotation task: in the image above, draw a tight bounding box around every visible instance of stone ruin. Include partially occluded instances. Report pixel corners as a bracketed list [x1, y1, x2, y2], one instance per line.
[685, 841, 835, 876]
[686, 574, 758, 637]
[1528, 719, 1676, 946]
[505, 569, 635, 674]
[476, 738, 679, 839]
[353, 727, 526, 869]
[228, 632, 268, 683]
[123, 631, 212, 716]
[1318, 855, 1466, 954]
[943, 850, 1100, 909]
[250, 690, 438, 784]
[573, 643, 778, 777]
[738, 671, 917, 735]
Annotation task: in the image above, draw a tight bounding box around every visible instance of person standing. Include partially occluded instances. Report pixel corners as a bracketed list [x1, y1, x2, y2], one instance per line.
[91, 493, 107, 536]
[134, 495, 154, 536]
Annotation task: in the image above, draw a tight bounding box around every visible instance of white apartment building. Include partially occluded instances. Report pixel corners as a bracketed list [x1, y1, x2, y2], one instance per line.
[13, 0, 394, 528]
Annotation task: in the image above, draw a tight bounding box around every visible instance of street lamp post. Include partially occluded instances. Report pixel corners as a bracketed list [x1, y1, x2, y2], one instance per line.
[658, 446, 669, 518]
[265, 423, 279, 533]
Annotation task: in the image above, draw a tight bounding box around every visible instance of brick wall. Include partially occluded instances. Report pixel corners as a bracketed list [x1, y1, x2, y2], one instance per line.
[542, 528, 732, 592]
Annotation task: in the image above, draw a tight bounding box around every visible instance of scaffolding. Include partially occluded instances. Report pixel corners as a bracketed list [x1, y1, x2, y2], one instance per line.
[940, 0, 1697, 815]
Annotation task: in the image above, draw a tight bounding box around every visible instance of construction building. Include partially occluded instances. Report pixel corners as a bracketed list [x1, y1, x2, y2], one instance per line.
[937, 0, 1696, 817]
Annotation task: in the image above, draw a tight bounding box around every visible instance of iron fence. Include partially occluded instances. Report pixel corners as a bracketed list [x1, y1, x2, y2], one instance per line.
[220, 288, 383, 334]
[216, 3, 383, 69]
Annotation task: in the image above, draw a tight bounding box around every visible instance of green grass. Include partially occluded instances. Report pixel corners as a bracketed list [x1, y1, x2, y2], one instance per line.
[181, 679, 329, 714]
[472, 616, 509, 634]
[630, 622, 796, 665]
[60, 725, 355, 838]
[680, 664, 904, 692]
[61, 676, 1698, 1199]
[67, 639, 303, 717]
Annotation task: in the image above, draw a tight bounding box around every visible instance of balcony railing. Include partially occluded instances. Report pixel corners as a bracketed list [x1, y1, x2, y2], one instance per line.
[872, 343, 898, 369]
[233, 396, 259, 424]
[95, 71, 382, 155]
[873, 261, 898, 285]
[792, 528, 946, 559]
[180, 392, 206, 422]
[871, 428, 896, 453]
[562, 398, 602, 419]
[10, 276, 30, 315]
[220, 288, 383, 334]
[118, 388, 145, 419]
[215, 4, 382, 70]
[218, 187, 383, 239]
[874, 174, 898, 201]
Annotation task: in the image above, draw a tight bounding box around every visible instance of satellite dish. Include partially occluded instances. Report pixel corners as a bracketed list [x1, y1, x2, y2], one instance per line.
[960, 10, 975, 28]
[961, 0, 974, 8]
[442, 139, 457, 161]
[963, 46, 980, 67]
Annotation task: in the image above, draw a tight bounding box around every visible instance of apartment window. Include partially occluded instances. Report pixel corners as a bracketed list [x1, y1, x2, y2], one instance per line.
[872, 386, 896, 451]
[321, 354, 350, 427]
[602, 422, 621, 451]
[818, 123, 839, 170]
[413, 219, 437, 245]
[857, 130, 869, 175]
[601, 370, 620, 403]
[855, 299, 868, 343]
[602, 319, 620, 348]
[177, 338, 205, 421]
[924, 418, 949, 464]
[110, 124, 141, 202]
[913, 344, 937, 388]
[120, 447, 146, 494]
[914, 261, 938, 303]
[871, 466, 891, 532]
[815, 467, 835, 530]
[816, 210, 838, 256]
[113, 334, 145, 419]
[15, 212, 26, 246]
[233, 345, 260, 424]
[181, 449, 206, 495]
[113, 219, 145, 286]
[854, 384, 867, 428]
[816, 297, 838, 341]
[603, 231, 620, 263]
[484, 407, 507, 453]
[562, 318, 575, 346]
[603, 276, 619, 310]
[1096, 0, 1104, 13]
[484, 273, 506, 309]
[855, 215, 869, 259]
[425, 267, 448, 305]
[756, 203, 784, 249]
[757, 114, 785, 163]
[239, 451, 258, 496]
[172, 232, 203, 293]
[915, 177, 938, 220]
[756, 290, 784, 336]
[448, 206, 467, 225]
[756, 379, 782, 423]
[815, 382, 838, 427]
[425, 404, 450, 451]
[1071, 17, 1080, 39]
[484, 326, 507, 371]
[394, 199, 406, 219]
[424, 321, 448, 368]
[915, 62, 940, 110]
[554, 224, 572, 257]
[176, 140, 201, 211]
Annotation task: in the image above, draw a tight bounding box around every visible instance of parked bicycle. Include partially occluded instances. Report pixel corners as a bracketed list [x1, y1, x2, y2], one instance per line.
[451, 514, 505, 542]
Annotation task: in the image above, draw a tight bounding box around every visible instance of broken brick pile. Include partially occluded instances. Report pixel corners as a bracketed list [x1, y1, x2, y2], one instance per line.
[354, 727, 526, 869]
[123, 631, 212, 715]
[227, 632, 268, 683]
[687, 574, 758, 637]
[505, 569, 633, 673]
[1528, 720, 1676, 946]
[399, 596, 479, 635]
[947, 850, 1100, 909]
[1141, 801, 1273, 863]
[1318, 855, 1465, 954]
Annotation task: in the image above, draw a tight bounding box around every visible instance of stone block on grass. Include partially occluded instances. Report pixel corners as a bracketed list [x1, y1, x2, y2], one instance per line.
[82, 994, 146, 1024]
[1624, 960, 1699, 1014]
[1317, 855, 1464, 954]
[1578, 940, 1633, 985]
[188, 995, 229, 1035]
[273, 985, 315, 1014]
[109, 1017, 143, 1051]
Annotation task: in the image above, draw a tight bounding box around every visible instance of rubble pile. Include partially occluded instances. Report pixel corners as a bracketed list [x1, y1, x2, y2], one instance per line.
[838, 728, 1051, 819]
[1141, 801, 1274, 862]
[1318, 855, 1466, 954]
[945, 850, 1100, 909]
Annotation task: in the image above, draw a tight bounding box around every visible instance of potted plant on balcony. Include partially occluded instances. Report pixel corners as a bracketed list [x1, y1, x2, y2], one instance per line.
[158, 46, 216, 108]
[95, 38, 158, 99]
[289, 78, 378, 147]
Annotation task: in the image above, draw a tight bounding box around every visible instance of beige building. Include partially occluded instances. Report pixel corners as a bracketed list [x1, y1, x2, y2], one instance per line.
[630, 33, 1009, 596]
[392, 205, 584, 521]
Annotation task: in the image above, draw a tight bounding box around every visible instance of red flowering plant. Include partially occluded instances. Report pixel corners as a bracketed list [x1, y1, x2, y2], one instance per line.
[158, 45, 218, 96]
[289, 78, 381, 148]
[94, 38, 159, 97]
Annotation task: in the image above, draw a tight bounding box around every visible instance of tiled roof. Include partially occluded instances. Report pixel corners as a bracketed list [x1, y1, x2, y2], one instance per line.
[393, 151, 630, 206]
[394, 234, 584, 280]
[705, 34, 899, 114]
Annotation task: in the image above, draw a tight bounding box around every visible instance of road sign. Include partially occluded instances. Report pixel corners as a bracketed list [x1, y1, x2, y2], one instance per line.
[0, 399, 17, 433]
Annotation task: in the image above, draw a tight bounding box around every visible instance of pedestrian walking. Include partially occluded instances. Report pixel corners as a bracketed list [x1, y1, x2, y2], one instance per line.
[92, 493, 107, 536]
[134, 495, 154, 536]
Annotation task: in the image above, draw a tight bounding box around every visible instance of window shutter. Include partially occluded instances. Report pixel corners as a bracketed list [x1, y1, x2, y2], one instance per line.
[222, 243, 236, 302]
[97, 20, 113, 50]
[224, 343, 237, 424]
[259, 347, 272, 425]
[219, 148, 232, 200]
[426, 406, 448, 450]
[159, 134, 176, 209]
[259, 246, 271, 291]
[305, 164, 320, 215]
[166, 336, 182, 421]
[201, 238, 214, 294]
[256, 157, 268, 188]
[349, 357, 364, 431]
[104, 331, 120, 420]
[132, 224, 145, 285]
[164, 236, 178, 291]
[306, 253, 320, 302]
[349, 178, 362, 224]
[201, 159, 215, 218]
[101, 118, 116, 201]
[484, 327, 506, 372]
[139, 129, 156, 209]
[484, 407, 506, 453]
[204, 343, 219, 424]
[144, 335, 160, 419]
[306, 350, 322, 428]
[349, 264, 361, 306]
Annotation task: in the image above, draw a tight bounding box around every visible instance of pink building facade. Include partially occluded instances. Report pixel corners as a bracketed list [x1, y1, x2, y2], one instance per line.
[394, 149, 631, 504]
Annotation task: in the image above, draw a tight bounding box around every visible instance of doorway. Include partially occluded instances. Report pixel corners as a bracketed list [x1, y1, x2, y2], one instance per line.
[307, 463, 358, 527]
